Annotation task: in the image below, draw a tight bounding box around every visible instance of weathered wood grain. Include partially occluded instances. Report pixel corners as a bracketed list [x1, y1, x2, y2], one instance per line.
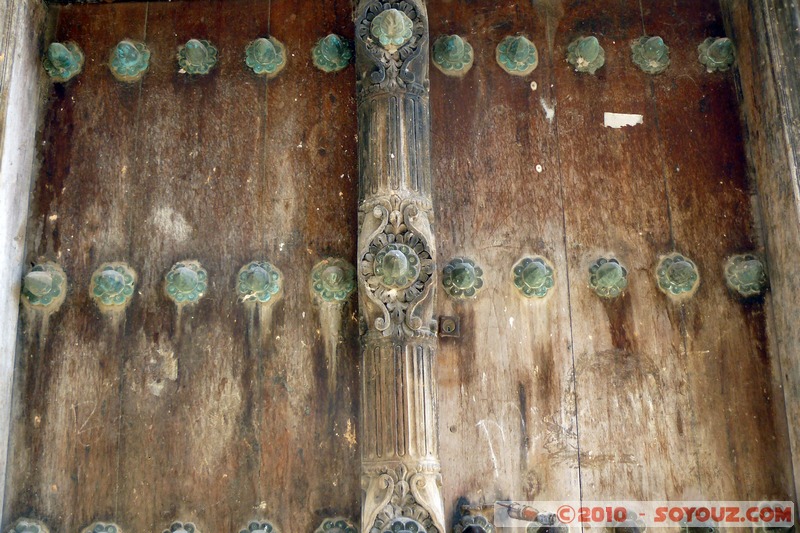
[554, 0, 695, 499]
[722, 0, 800, 501]
[430, 0, 580, 516]
[4, 0, 796, 530]
[644, 0, 793, 498]
[4, 4, 147, 531]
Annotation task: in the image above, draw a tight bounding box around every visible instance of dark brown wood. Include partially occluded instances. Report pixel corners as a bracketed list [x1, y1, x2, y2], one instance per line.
[5, 0, 796, 530]
[430, 0, 580, 511]
[722, 0, 800, 500]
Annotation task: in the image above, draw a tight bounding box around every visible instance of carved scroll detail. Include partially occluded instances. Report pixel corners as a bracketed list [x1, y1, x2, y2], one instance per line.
[356, 1, 442, 532]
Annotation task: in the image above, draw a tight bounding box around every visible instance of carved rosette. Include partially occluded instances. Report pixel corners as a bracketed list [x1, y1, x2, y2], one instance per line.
[356, 1, 443, 532]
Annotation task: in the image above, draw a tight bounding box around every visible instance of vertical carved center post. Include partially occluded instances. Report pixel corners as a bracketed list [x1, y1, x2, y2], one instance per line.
[355, 2, 445, 532]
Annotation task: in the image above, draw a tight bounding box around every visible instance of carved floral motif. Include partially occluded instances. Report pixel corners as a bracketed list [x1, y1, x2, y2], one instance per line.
[359, 196, 435, 336]
[355, 1, 428, 99]
[363, 463, 445, 533]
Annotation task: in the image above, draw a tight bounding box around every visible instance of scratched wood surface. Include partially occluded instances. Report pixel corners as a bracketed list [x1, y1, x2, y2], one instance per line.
[4, 0, 795, 531]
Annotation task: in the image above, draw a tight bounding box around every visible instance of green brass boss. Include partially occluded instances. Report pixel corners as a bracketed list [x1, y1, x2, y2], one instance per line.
[589, 257, 628, 298]
[245, 37, 287, 78]
[513, 256, 554, 298]
[496, 35, 538, 76]
[237, 261, 282, 303]
[165, 261, 207, 304]
[632, 36, 670, 74]
[178, 39, 218, 75]
[311, 258, 355, 302]
[566, 36, 605, 75]
[442, 257, 484, 299]
[90, 262, 136, 309]
[43, 42, 84, 82]
[314, 518, 357, 533]
[370, 8, 414, 52]
[312, 34, 353, 73]
[698, 37, 735, 73]
[109, 39, 150, 82]
[656, 253, 699, 298]
[432, 35, 474, 76]
[22, 262, 67, 310]
[724, 253, 767, 297]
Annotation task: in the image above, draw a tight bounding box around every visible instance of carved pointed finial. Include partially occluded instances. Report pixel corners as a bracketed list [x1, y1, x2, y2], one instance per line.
[698, 37, 735, 73]
[496, 35, 539, 76]
[312, 34, 353, 73]
[245, 37, 287, 78]
[109, 39, 150, 82]
[567, 36, 605, 74]
[632, 35, 670, 74]
[178, 38, 218, 75]
[432, 34, 474, 76]
[43, 42, 84, 82]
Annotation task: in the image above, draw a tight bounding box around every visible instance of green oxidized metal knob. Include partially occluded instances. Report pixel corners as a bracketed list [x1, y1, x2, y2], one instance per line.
[370, 8, 414, 52]
[43, 42, 84, 82]
[442, 257, 484, 299]
[312, 34, 353, 73]
[589, 257, 628, 298]
[657, 253, 699, 298]
[178, 39, 218, 75]
[314, 517, 357, 533]
[22, 262, 67, 310]
[109, 39, 150, 82]
[163, 522, 196, 533]
[311, 258, 355, 302]
[724, 253, 768, 297]
[632, 36, 670, 74]
[239, 521, 275, 533]
[245, 37, 287, 78]
[698, 37, 735, 73]
[237, 261, 282, 303]
[496, 35, 538, 76]
[432, 35, 474, 76]
[374, 243, 420, 289]
[165, 261, 207, 304]
[11, 519, 49, 533]
[513, 256, 554, 298]
[91, 262, 136, 309]
[83, 523, 121, 533]
[567, 36, 605, 75]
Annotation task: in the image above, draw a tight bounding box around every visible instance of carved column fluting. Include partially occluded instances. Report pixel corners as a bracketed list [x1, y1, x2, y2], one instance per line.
[355, 2, 445, 533]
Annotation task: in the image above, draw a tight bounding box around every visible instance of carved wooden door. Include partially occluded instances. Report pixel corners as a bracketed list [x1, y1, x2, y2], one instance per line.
[3, 1, 794, 532]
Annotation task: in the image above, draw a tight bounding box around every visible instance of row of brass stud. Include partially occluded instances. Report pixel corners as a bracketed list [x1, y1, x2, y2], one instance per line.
[21, 258, 356, 311]
[8, 517, 355, 533]
[441, 253, 767, 301]
[43, 33, 735, 83]
[22, 251, 766, 312]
